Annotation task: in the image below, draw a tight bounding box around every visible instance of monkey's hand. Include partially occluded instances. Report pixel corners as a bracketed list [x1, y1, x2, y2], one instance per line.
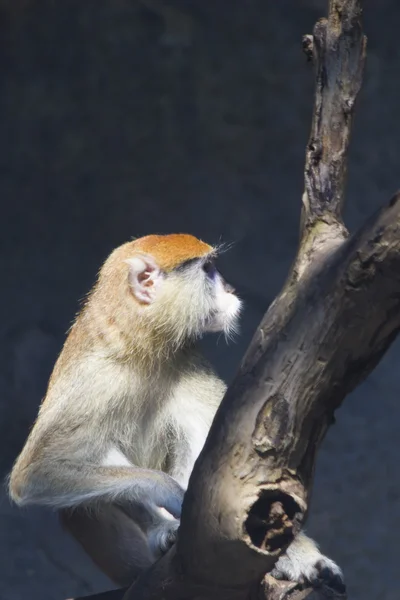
[148, 518, 180, 558]
[270, 532, 345, 594]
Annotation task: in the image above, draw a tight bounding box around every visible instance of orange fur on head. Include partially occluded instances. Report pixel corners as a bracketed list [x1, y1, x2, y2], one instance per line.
[132, 234, 213, 271]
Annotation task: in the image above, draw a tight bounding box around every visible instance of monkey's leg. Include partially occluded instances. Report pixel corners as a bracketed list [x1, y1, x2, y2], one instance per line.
[271, 531, 345, 592]
[59, 505, 154, 587]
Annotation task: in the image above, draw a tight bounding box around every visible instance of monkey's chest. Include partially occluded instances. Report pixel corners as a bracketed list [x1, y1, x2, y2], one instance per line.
[119, 407, 173, 472]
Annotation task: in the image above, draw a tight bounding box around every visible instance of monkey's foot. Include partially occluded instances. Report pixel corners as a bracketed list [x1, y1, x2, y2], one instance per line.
[271, 553, 346, 594]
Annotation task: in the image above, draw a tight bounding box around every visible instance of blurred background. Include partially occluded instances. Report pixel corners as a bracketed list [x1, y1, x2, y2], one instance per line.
[0, 0, 399, 598]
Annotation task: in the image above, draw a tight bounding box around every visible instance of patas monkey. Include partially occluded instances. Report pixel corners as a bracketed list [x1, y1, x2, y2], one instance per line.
[9, 234, 344, 591]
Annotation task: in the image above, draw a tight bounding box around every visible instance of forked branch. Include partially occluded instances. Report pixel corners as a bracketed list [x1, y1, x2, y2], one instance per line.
[79, 2, 398, 600]
[121, 2, 371, 598]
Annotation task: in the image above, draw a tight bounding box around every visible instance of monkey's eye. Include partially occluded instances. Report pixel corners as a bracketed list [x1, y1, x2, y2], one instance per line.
[202, 260, 216, 278]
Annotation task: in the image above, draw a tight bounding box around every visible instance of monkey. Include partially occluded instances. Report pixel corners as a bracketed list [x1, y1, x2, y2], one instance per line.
[8, 233, 344, 592]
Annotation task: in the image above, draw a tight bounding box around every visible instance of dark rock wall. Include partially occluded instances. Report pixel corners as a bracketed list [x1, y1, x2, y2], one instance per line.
[0, 1, 399, 598]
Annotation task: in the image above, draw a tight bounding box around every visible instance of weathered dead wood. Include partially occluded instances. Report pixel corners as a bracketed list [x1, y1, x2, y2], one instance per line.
[76, 2, 395, 600]
[302, 0, 366, 229]
[121, 189, 400, 600]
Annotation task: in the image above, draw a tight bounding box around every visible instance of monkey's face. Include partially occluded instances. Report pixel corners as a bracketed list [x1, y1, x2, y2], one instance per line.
[155, 255, 241, 343]
[127, 251, 242, 347]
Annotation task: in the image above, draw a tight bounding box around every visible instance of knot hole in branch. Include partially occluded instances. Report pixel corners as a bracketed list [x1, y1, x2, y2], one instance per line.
[302, 34, 314, 62]
[244, 490, 302, 553]
[308, 140, 323, 165]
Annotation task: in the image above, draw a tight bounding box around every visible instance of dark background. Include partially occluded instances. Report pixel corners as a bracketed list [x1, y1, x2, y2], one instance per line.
[0, 1, 399, 599]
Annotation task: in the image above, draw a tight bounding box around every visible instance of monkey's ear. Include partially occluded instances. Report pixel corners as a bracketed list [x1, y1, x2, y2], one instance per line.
[126, 255, 162, 305]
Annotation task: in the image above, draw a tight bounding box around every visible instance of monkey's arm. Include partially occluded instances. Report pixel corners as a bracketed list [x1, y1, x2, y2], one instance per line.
[9, 351, 185, 515]
[167, 360, 227, 488]
[10, 458, 184, 517]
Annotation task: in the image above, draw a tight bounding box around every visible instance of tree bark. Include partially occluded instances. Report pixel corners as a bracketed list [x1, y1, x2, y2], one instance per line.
[77, 2, 398, 600]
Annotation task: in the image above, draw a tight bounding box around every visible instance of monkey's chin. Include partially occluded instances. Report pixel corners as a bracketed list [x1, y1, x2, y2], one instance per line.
[203, 310, 227, 333]
[204, 313, 240, 339]
[203, 296, 242, 336]
[204, 320, 224, 333]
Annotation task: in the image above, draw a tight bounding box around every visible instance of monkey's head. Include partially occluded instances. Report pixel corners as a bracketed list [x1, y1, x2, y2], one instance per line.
[94, 234, 242, 355]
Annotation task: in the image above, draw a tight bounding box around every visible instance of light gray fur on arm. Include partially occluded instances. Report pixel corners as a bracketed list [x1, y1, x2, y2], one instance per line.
[15, 459, 185, 517]
[167, 359, 226, 489]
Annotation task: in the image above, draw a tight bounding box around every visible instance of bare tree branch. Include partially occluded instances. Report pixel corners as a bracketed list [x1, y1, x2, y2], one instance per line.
[302, 0, 366, 230]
